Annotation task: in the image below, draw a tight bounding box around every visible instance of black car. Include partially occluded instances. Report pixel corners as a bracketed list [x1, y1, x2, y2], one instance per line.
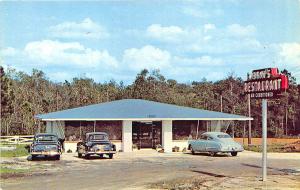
[30, 133, 62, 160]
[77, 132, 116, 159]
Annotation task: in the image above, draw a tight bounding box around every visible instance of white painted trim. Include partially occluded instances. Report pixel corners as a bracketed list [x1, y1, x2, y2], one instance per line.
[39, 117, 253, 121]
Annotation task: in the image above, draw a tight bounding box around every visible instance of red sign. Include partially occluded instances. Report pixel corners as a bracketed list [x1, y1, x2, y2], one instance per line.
[244, 68, 288, 99]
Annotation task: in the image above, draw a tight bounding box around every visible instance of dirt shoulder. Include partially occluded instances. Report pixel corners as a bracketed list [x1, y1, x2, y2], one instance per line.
[148, 175, 300, 190]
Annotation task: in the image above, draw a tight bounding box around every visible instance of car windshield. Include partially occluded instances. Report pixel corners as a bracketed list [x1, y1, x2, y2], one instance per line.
[217, 134, 231, 138]
[36, 135, 58, 142]
[88, 134, 108, 141]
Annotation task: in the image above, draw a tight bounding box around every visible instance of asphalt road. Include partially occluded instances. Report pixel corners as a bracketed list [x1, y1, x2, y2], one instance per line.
[1, 150, 300, 190]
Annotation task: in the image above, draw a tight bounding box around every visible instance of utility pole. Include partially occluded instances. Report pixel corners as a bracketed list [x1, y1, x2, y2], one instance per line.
[220, 94, 223, 112]
[243, 122, 246, 145]
[248, 94, 252, 145]
[285, 105, 288, 136]
[196, 120, 199, 139]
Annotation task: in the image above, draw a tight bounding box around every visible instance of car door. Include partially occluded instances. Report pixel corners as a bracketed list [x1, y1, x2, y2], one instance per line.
[205, 136, 217, 152]
[195, 134, 208, 152]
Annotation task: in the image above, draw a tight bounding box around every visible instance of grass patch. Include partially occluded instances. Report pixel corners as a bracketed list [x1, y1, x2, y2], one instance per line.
[243, 144, 285, 152]
[0, 166, 29, 174]
[0, 144, 29, 157]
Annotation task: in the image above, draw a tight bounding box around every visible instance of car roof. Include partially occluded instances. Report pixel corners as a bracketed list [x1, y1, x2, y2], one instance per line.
[86, 132, 108, 136]
[35, 133, 58, 137]
[202, 132, 229, 137]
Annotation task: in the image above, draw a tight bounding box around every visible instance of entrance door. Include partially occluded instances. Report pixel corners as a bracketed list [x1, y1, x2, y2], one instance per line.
[132, 121, 162, 149]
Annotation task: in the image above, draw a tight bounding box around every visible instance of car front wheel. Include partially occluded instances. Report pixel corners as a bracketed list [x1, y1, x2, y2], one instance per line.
[231, 152, 238, 156]
[55, 155, 60, 160]
[108, 154, 113, 159]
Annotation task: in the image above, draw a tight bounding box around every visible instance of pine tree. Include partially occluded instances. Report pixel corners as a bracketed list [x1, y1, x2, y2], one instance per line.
[0, 66, 15, 135]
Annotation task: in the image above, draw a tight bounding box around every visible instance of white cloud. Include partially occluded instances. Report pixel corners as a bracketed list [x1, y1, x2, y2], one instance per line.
[279, 43, 300, 67]
[204, 24, 216, 33]
[24, 40, 118, 68]
[146, 24, 204, 44]
[120, 44, 227, 81]
[0, 47, 18, 57]
[146, 24, 185, 42]
[226, 24, 256, 37]
[182, 7, 210, 18]
[174, 56, 224, 66]
[122, 45, 171, 71]
[182, 7, 223, 18]
[49, 18, 109, 39]
[144, 23, 258, 54]
[48, 72, 72, 82]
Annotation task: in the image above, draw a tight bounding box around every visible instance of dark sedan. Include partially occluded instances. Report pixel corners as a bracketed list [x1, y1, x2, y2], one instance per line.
[30, 133, 62, 160]
[77, 132, 116, 159]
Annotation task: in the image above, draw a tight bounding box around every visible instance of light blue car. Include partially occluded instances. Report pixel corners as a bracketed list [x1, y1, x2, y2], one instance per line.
[188, 132, 244, 156]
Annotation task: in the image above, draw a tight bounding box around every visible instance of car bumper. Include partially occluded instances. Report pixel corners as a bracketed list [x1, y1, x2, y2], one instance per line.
[219, 148, 244, 152]
[31, 151, 61, 156]
[85, 151, 117, 155]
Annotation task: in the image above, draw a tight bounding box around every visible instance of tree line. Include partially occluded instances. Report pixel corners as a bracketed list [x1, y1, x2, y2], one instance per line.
[1, 66, 300, 137]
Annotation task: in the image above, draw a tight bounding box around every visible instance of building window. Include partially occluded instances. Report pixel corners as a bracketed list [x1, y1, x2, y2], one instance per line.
[95, 121, 122, 140]
[65, 121, 81, 141]
[65, 121, 122, 141]
[172, 120, 206, 140]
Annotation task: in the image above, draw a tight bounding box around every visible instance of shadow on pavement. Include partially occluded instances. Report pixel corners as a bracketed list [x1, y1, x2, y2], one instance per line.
[76, 155, 112, 160]
[241, 163, 300, 175]
[27, 155, 58, 161]
[185, 152, 231, 157]
[191, 170, 228, 178]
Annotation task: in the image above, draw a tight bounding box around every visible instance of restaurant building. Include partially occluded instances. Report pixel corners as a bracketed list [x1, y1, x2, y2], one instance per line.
[36, 99, 252, 153]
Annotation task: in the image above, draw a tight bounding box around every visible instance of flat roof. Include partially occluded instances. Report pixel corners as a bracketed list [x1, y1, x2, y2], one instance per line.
[36, 99, 253, 121]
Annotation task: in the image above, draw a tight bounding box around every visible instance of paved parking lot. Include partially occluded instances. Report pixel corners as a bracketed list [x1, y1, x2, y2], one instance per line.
[1, 150, 300, 190]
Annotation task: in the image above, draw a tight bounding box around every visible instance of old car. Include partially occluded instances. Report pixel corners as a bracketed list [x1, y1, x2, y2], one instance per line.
[188, 132, 244, 156]
[30, 133, 62, 160]
[77, 132, 116, 159]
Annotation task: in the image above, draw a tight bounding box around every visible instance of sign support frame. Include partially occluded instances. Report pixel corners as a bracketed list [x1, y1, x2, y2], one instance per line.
[244, 68, 288, 182]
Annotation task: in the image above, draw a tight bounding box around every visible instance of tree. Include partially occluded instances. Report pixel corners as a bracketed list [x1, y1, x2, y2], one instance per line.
[0, 66, 15, 135]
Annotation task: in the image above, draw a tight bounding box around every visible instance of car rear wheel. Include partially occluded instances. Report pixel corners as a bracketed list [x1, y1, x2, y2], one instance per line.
[55, 155, 60, 160]
[85, 154, 90, 159]
[31, 155, 37, 160]
[108, 154, 113, 159]
[99, 154, 103, 158]
[191, 147, 195, 155]
[231, 152, 238, 156]
[209, 152, 216, 157]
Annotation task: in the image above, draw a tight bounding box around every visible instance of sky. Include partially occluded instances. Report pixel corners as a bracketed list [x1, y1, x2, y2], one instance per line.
[1, 0, 300, 84]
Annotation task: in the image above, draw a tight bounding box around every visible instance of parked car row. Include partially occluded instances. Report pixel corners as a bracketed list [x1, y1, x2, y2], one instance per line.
[28, 131, 243, 160]
[29, 132, 116, 160]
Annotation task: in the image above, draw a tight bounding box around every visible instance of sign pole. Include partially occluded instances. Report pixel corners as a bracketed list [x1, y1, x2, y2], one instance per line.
[262, 99, 267, 181]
